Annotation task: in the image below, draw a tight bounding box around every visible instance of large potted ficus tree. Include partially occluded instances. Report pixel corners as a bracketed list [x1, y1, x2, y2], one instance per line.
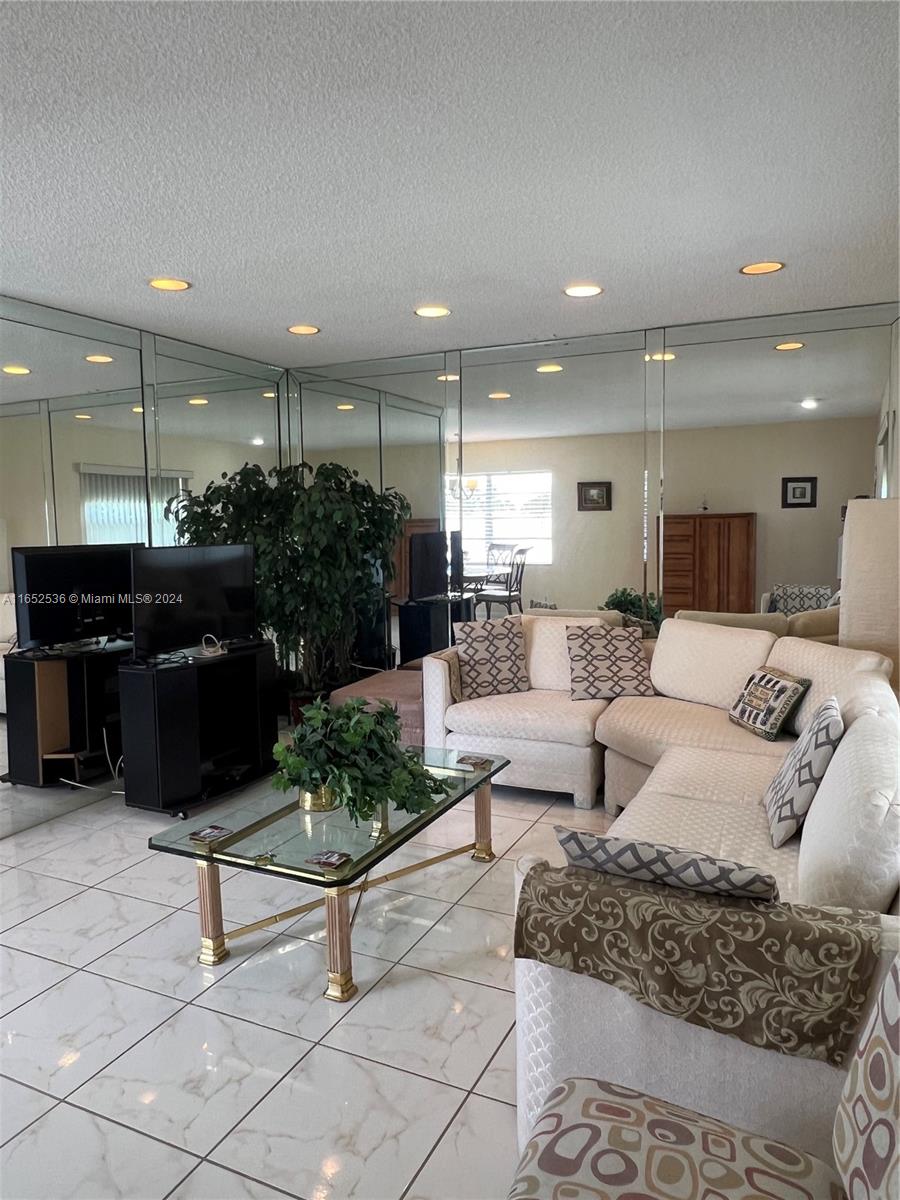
[166, 461, 410, 698]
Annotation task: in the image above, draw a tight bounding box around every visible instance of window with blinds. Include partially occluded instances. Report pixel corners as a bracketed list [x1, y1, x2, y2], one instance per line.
[79, 466, 189, 546]
[445, 470, 553, 564]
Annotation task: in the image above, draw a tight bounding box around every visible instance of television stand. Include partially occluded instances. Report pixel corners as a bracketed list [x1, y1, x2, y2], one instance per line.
[118, 640, 277, 813]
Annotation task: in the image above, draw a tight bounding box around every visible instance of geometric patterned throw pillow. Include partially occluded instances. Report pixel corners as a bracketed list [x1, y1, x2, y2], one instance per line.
[770, 583, 833, 615]
[565, 623, 654, 700]
[763, 697, 845, 847]
[452, 614, 529, 701]
[555, 829, 780, 901]
[729, 667, 811, 741]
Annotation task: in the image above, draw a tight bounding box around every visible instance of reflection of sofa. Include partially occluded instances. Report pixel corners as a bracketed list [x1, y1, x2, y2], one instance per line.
[675, 605, 840, 643]
[0, 593, 16, 714]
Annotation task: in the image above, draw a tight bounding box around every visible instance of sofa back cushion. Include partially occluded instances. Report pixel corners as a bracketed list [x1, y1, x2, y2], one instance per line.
[649, 619, 778, 711]
[675, 609, 789, 636]
[797, 711, 900, 912]
[522, 611, 623, 691]
[765, 637, 893, 734]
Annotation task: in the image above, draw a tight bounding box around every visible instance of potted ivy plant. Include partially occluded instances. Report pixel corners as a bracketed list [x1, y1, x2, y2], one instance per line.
[272, 698, 450, 825]
[602, 586, 663, 633]
[166, 462, 410, 699]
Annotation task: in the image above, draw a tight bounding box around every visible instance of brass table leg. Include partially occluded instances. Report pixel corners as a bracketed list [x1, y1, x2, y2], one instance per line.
[196, 860, 229, 966]
[324, 887, 358, 1002]
[472, 780, 495, 862]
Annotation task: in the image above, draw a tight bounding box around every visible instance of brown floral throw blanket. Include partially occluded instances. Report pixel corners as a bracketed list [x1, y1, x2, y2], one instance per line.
[515, 862, 881, 1066]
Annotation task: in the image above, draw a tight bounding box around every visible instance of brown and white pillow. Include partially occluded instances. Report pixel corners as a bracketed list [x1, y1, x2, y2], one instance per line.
[452, 614, 529, 701]
[729, 667, 810, 740]
[566, 623, 654, 700]
[555, 829, 780, 901]
[763, 697, 844, 847]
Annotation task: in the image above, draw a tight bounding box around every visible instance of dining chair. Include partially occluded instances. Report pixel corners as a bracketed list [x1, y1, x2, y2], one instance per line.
[474, 545, 530, 617]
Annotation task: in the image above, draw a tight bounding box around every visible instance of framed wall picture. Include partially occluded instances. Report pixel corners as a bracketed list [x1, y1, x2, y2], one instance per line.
[578, 481, 612, 511]
[781, 476, 818, 509]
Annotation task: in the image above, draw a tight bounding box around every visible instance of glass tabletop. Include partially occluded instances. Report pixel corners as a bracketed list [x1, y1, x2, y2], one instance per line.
[148, 747, 509, 887]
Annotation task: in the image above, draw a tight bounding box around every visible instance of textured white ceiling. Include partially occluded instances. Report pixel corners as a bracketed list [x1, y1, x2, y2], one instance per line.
[1, 1, 897, 367]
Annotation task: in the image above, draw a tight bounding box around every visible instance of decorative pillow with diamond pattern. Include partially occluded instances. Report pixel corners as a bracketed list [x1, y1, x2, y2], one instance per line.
[763, 697, 844, 847]
[452, 614, 529, 700]
[771, 583, 833, 615]
[555, 829, 780, 900]
[729, 666, 811, 740]
[565, 623, 654, 700]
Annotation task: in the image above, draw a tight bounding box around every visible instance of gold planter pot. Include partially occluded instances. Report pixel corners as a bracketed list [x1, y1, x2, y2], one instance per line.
[298, 785, 340, 812]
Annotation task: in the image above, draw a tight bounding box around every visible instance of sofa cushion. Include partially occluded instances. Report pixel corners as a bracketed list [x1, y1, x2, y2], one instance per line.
[675, 608, 789, 636]
[787, 606, 840, 640]
[771, 583, 833, 615]
[798, 711, 900, 911]
[566, 623, 653, 700]
[765, 637, 893, 734]
[445, 689, 609, 749]
[650, 619, 778, 710]
[764, 698, 844, 848]
[522, 610, 623, 691]
[509, 1077, 843, 1200]
[453, 614, 529, 700]
[641, 745, 780, 802]
[595, 695, 794, 767]
[611, 786, 800, 901]
[728, 666, 810, 741]
[555, 829, 780, 900]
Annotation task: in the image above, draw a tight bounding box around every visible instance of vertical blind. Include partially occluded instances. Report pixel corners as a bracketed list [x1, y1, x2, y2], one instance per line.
[79, 467, 188, 546]
[444, 470, 553, 564]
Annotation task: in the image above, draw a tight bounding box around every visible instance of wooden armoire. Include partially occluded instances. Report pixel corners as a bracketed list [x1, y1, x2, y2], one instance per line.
[659, 513, 756, 616]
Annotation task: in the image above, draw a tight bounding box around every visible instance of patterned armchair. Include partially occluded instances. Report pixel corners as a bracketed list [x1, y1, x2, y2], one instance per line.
[508, 957, 899, 1199]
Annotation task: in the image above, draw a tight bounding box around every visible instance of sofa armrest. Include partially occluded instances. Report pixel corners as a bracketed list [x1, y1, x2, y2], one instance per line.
[760, 591, 772, 613]
[787, 605, 840, 640]
[422, 651, 458, 749]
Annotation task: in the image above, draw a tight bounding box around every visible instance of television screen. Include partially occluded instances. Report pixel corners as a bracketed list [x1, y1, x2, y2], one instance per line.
[131, 544, 256, 656]
[12, 544, 138, 648]
[449, 530, 463, 593]
[408, 531, 449, 600]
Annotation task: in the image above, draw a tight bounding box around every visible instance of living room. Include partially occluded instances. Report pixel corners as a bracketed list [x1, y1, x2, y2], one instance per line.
[1, 3, 898, 1200]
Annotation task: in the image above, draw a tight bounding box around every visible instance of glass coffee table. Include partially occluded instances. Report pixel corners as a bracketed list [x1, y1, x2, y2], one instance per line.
[148, 748, 509, 1002]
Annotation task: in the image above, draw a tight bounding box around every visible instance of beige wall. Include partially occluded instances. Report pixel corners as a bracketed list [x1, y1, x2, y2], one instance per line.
[463, 415, 876, 610]
[304, 443, 442, 520]
[0, 415, 51, 555]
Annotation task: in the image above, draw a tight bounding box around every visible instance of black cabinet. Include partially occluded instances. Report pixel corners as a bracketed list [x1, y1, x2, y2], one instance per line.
[395, 596, 474, 664]
[119, 641, 277, 812]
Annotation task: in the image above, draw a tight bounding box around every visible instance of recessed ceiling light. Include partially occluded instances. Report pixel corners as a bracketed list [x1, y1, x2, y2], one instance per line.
[488, 391, 511, 400]
[536, 363, 564, 374]
[188, 397, 209, 406]
[149, 277, 191, 291]
[775, 341, 805, 351]
[336, 403, 355, 411]
[651, 352, 676, 362]
[800, 398, 819, 410]
[262, 390, 277, 398]
[287, 324, 320, 336]
[563, 283, 603, 298]
[414, 305, 451, 318]
[84, 354, 114, 364]
[251, 436, 265, 446]
[74, 413, 93, 420]
[739, 261, 784, 275]
[132, 406, 144, 414]
[2, 364, 30, 375]
[436, 373, 460, 382]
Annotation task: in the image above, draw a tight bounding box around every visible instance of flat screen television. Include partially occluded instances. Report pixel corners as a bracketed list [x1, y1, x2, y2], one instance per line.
[11, 543, 138, 648]
[408, 531, 449, 600]
[131, 544, 256, 656]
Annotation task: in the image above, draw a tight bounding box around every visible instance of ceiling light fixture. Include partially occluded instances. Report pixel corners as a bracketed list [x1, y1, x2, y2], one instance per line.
[775, 341, 805, 351]
[800, 398, 819, 410]
[739, 261, 784, 275]
[251, 437, 265, 446]
[74, 413, 93, 420]
[436, 373, 460, 382]
[563, 283, 603, 298]
[262, 390, 276, 398]
[2, 364, 30, 375]
[188, 397, 208, 406]
[489, 391, 511, 400]
[536, 363, 564, 373]
[414, 305, 451, 318]
[85, 354, 114, 364]
[132, 406, 144, 414]
[287, 324, 320, 336]
[336, 403, 355, 411]
[149, 277, 191, 291]
[652, 352, 676, 362]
